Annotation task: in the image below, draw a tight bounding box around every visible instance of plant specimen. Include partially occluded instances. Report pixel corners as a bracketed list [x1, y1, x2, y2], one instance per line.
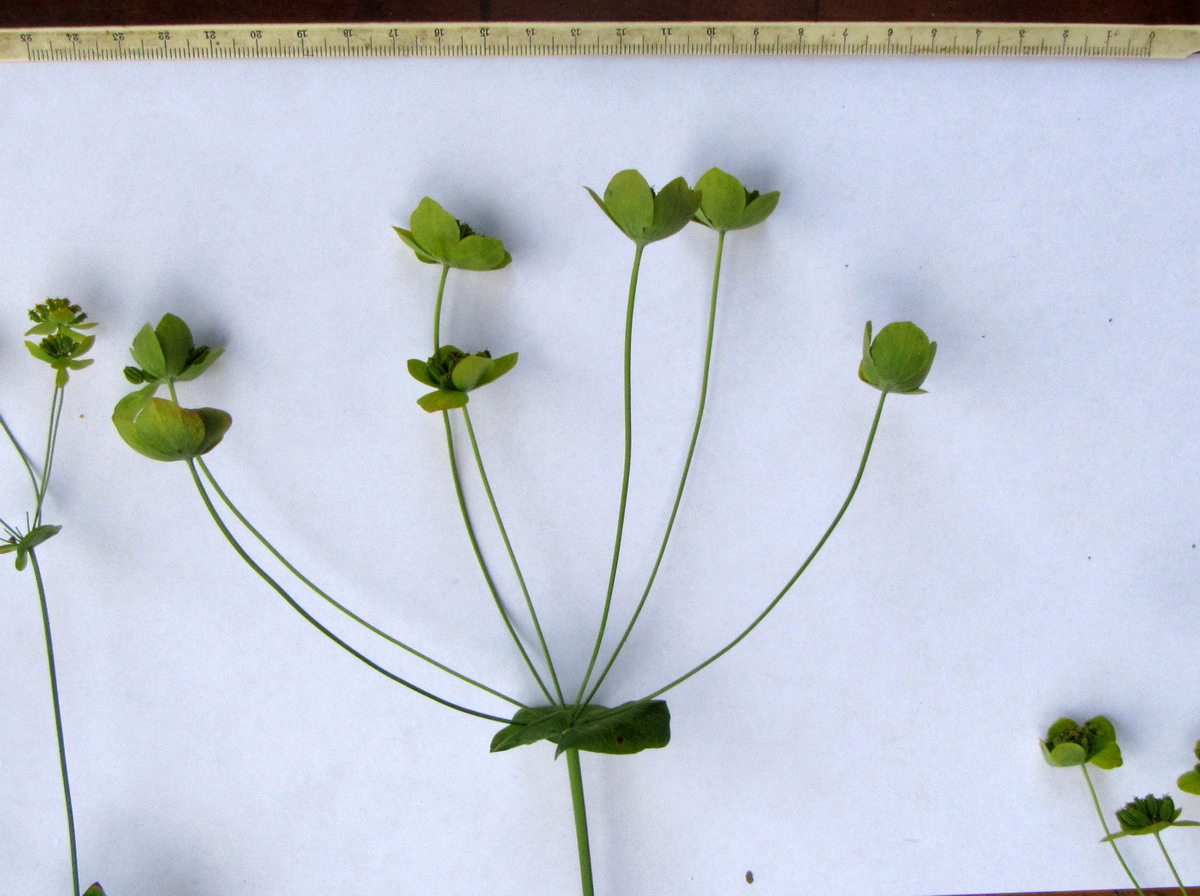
[112, 168, 936, 894]
[1178, 739, 1200, 795]
[3, 300, 107, 896]
[1104, 794, 1199, 895]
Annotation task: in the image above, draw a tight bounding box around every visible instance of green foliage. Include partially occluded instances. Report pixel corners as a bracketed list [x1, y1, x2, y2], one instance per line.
[0, 523, 62, 571]
[490, 700, 671, 757]
[1041, 716, 1123, 769]
[408, 345, 518, 412]
[858, 321, 937, 394]
[112, 387, 231, 462]
[586, 170, 700, 246]
[692, 168, 779, 233]
[1102, 793, 1200, 840]
[1177, 738, 1200, 795]
[394, 197, 511, 271]
[125, 313, 223, 386]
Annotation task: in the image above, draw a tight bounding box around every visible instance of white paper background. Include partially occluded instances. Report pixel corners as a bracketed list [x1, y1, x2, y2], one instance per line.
[2, 52, 1199, 896]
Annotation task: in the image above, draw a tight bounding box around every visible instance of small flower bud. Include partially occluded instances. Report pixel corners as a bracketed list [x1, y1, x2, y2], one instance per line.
[26, 298, 95, 337]
[1041, 716, 1123, 769]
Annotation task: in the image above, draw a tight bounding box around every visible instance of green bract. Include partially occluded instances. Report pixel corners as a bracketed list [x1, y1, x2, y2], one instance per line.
[1041, 716, 1124, 769]
[692, 168, 779, 233]
[0, 523, 62, 571]
[25, 332, 94, 387]
[112, 386, 231, 462]
[858, 321, 937, 394]
[586, 170, 700, 246]
[26, 298, 96, 337]
[408, 345, 518, 412]
[394, 197, 511, 271]
[124, 313, 223, 386]
[1102, 794, 1200, 840]
[1177, 739, 1200, 795]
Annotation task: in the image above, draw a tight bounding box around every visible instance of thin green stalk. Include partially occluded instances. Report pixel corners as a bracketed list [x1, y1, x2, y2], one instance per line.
[432, 264, 449, 351]
[184, 458, 511, 724]
[460, 406, 564, 704]
[643, 390, 889, 701]
[0, 411, 39, 496]
[575, 242, 645, 707]
[583, 230, 726, 708]
[429, 264, 556, 707]
[30, 549, 80, 896]
[1152, 831, 1188, 896]
[443, 412, 557, 706]
[1081, 765, 1145, 895]
[34, 384, 65, 526]
[194, 457, 525, 709]
[565, 748, 595, 896]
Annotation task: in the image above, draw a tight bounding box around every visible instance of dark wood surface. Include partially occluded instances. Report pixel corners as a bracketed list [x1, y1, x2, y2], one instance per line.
[2, 0, 1197, 26]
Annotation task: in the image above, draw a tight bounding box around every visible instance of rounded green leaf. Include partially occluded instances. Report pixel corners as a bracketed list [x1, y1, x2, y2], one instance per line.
[1043, 741, 1087, 767]
[447, 234, 512, 271]
[112, 389, 231, 462]
[130, 323, 167, 378]
[645, 177, 701, 243]
[476, 351, 518, 387]
[738, 191, 780, 229]
[154, 313, 196, 378]
[450, 354, 494, 391]
[1178, 771, 1200, 795]
[410, 197, 461, 262]
[407, 358, 437, 387]
[416, 389, 469, 413]
[694, 168, 748, 232]
[596, 169, 655, 241]
[393, 226, 439, 265]
[858, 321, 937, 394]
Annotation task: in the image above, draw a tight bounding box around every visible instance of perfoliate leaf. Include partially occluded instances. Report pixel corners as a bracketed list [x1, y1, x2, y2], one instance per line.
[410, 197, 461, 262]
[407, 358, 437, 387]
[112, 388, 232, 462]
[130, 323, 167, 379]
[393, 226, 439, 265]
[646, 177, 701, 243]
[553, 701, 671, 757]
[738, 191, 780, 229]
[694, 168, 747, 232]
[448, 235, 512, 271]
[476, 351, 518, 387]
[858, 321, 937, 394]
[600, 170, 655, 241]
[450, 354, 494, 391]
[490, 706, 571, 752]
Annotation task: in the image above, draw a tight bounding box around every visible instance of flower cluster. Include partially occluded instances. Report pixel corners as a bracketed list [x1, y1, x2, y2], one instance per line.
[24, 298, 95, 386]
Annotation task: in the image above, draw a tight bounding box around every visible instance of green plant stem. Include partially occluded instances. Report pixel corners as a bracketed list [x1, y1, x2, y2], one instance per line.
[583, 230, 726, 708]
[0, 410, 39, 496]
[643, 389, 889, 701]
[575, 241, 645, 707]
[193, 457, 525, 709]
[184, 458, 511, 724]
[30, 548, 80, 896]
[460, 406, 564, 704]
[429, 265, 557, 707]
[1152, 832, 1188, 895]
[1081, 765, 1145, 895]
[443, 412, 557, 706]
[565, 748, 596, 896]
[34, 384, 65, 526]
[433, 264, 449, 351]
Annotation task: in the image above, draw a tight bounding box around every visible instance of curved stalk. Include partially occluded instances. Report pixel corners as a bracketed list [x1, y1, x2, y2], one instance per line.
[1152, 831, 1187, 896]
[1081, 765, 1144, 895]
[194, 457, 525, 708]
[185, 459, 511, 724]
[31, 549, 80, 896]
[644, 390, 889, 701]
[575, 242, 645, 706]
[432, 264, 449, 351]
[34, 384, 65, 526]
[583, 230, 726, 707]
[0, 411, 39, 496]
[460, 407, 564, 704]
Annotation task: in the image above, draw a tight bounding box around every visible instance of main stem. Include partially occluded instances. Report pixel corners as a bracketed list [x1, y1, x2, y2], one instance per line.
[1080, 765, 1144, 895]
[31, 549, 80, 896]
[576, 242, 644, 707]
[565, 748, 595, 896]
[583, 230, 726, 707]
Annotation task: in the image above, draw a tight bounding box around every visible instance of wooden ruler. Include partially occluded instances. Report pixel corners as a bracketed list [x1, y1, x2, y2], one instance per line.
[2, 21, 1198, 61]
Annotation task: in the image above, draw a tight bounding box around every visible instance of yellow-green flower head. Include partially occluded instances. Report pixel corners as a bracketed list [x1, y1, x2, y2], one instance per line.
[25, 331, 94, 386]
[124, 313, 223, 386]
[394, 198, 511, 271]
[26, 298, 96, 337]
[586, 170, 700, 246]
[1041, 716, 1123, 769]
[408, 344, 518, 412]
[858, 321, 937, 394]
[112, 386, 231, 462]
[692, 168, 779, 233]
[1102, 794, 1200, 840]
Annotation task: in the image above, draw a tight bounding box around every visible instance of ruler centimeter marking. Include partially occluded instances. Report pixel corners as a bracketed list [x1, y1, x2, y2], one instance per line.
[2, 21, 1198, 62]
